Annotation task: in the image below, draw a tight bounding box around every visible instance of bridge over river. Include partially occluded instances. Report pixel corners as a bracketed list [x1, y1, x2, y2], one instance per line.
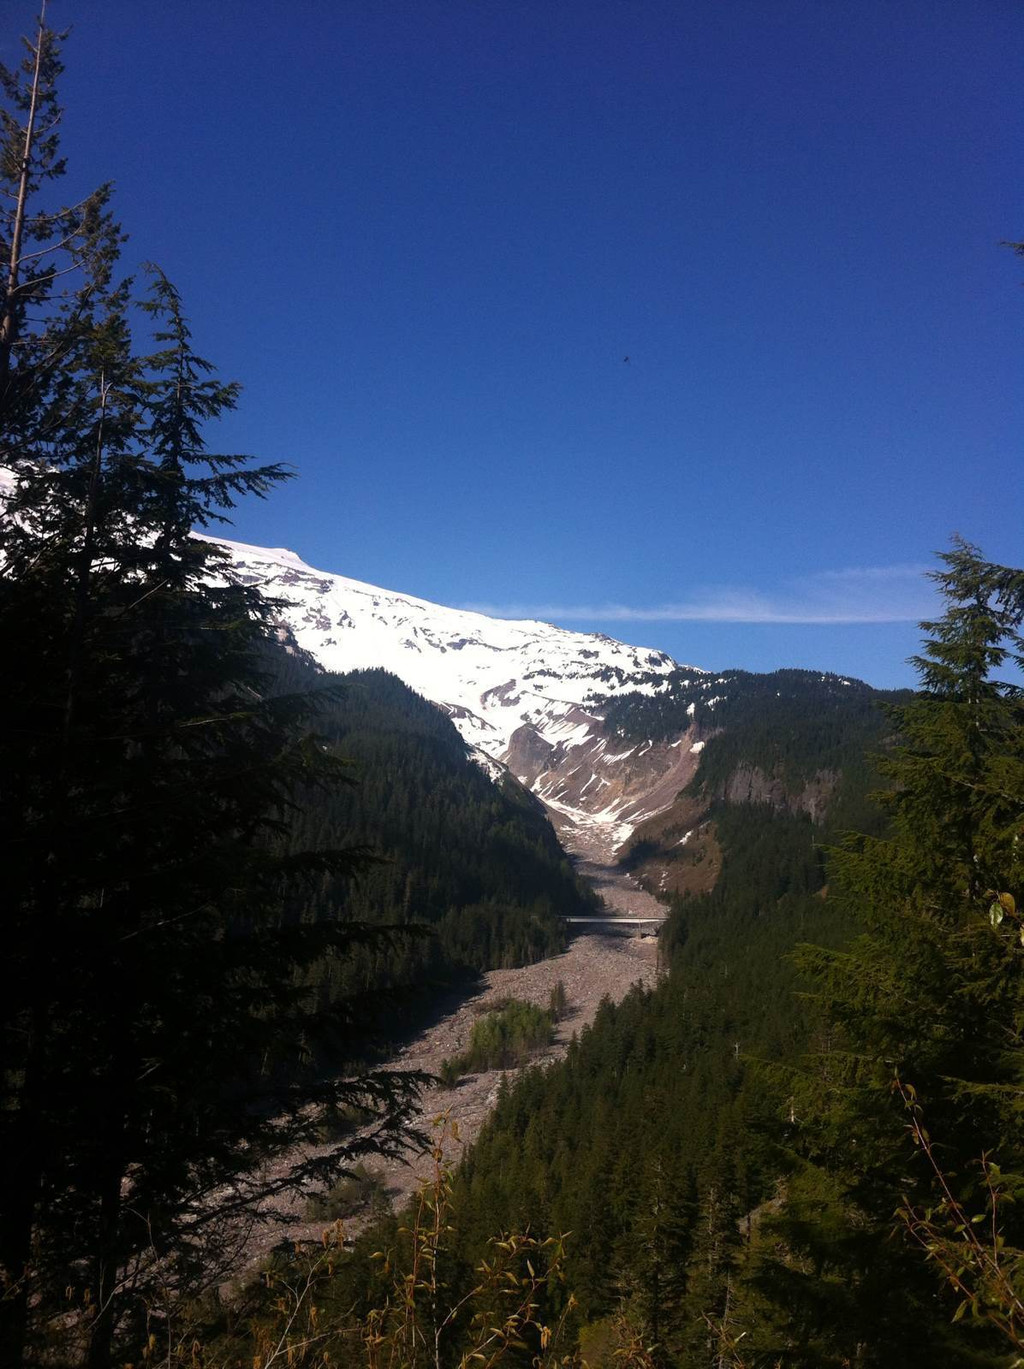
[565, 915, 667, 932]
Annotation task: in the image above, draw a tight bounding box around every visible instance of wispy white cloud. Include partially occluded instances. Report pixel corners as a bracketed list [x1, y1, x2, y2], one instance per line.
[460, 564, 937, 626]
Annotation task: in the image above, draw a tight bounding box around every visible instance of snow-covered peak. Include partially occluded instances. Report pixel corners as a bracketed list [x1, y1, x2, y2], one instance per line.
[213, 539, 312, 573]
[213, 533, 701, 762]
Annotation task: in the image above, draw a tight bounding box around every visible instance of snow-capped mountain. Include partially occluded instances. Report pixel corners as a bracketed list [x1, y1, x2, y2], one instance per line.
[217, 535, 708, 861]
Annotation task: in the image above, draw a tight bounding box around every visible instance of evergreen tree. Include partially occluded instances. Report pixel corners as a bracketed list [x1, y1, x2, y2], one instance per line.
[762, 540, 1024, 1364]
[0, 4, 120, 432]
[679, 1139, 747, 1369]
[613, 1151, 694, 1358]
[1, 276, 426, 1369]
[0, 27, 423, 1363]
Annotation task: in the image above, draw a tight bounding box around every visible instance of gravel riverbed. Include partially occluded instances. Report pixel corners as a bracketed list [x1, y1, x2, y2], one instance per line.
[233, 848, 665, 1275]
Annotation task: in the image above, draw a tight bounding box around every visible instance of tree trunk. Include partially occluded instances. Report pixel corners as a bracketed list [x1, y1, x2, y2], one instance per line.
[86, 1163, 124, 1369]
[0, 3, 47, 387]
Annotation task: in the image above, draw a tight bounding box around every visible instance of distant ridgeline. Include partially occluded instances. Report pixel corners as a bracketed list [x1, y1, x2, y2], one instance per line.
[451, 671, 908, 1347]
[269, 651, 597, 1019]
[598, 668, 910, 897]
[600, 666, 896, 772]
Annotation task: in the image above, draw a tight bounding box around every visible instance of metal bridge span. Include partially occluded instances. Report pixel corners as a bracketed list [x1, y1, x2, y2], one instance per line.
[564, 916, 667, 932]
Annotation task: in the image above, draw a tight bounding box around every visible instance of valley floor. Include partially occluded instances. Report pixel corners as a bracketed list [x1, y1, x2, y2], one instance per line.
[230, 817, 665, 1279]
[236, 929, 659, 1278]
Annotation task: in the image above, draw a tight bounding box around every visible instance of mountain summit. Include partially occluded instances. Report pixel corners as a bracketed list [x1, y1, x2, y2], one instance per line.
[215, 535, 707, 861]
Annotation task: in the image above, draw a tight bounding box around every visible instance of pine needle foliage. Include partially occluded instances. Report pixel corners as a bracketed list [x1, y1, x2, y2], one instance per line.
[761, 540, 1024, 1365]
[0, 21, 424, 1366]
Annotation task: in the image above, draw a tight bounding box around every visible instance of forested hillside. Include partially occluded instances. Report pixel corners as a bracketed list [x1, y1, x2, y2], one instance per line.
[452, 793, 863, 1348]
[617, 669, 906, 900]
[271, 653, 597, 1017]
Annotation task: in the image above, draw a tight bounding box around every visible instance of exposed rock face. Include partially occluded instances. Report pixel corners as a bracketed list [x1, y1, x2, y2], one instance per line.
[619, 795, 723, 902]
[720, 763, 839, 820]
[621, 760, 839, 898]
[506, 720, 706, 862]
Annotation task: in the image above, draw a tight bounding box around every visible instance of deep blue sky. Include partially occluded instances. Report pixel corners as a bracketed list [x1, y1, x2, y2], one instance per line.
[15, 0, 1022, 687]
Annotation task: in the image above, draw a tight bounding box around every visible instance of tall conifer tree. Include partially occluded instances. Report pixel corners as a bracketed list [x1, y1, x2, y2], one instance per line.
[759, 541, 1024, 1365]
[0, 19, 422, 1369]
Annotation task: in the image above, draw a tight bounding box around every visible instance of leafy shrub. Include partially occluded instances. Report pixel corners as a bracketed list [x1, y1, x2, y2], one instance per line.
[441, 999, 555, 1081]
